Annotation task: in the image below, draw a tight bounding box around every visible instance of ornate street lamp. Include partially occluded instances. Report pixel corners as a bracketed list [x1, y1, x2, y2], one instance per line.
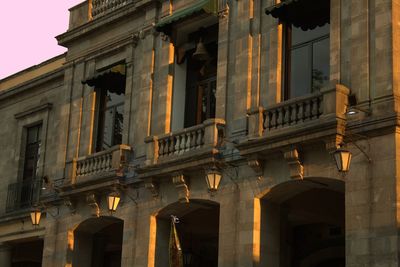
[205, 168, 222, 191]
[108, 192, 121, 212]
[333, 147, 352, 173]
[30, 209, 42, 226]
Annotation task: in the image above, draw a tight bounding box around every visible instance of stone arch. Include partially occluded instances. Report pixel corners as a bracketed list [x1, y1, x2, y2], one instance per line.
[149, 199, 220, 267]
[255, 177, 345, 267]
[71, 216, 124, 267]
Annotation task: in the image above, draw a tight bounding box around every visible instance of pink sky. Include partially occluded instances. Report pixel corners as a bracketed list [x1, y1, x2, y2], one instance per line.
[0, 1, 84, 79]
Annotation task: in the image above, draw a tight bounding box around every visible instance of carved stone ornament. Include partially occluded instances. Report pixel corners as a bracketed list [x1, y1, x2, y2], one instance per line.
[145, 178, 159, 198]
[218, 4, 229, 19]
[283, 147, 304, 180]
[172, 173, 189, 203]
[132, 32, 140, 47]
[86, 193, 100, 217]
[248, 157, 263, 179]
[63, 197, 76, 214]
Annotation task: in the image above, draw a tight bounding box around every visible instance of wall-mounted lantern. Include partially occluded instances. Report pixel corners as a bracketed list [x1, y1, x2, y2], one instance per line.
[108, 192, 121, 212]
[333, 147, 352, 173]
[30, 209, 42, 226]
[205, 167, 222, 192]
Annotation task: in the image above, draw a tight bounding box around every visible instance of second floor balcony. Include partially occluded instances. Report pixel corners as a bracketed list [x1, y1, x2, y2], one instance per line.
[64, 144, 132, 189]
[240, 83, 349, 156]
[140, 118, 225, 176]
[5, 179, 42, 214]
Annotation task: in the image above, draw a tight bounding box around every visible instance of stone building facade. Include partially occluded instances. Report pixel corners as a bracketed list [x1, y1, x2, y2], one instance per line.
[0, 0, 399, 266]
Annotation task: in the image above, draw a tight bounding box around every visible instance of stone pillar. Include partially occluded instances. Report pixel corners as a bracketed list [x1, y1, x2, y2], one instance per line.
[0, 245, 11, 267]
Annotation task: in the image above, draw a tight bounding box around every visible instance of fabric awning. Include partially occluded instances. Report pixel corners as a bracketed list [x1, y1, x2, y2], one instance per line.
[265, 0, 330, 30]
[155, 0, 218, 35]
[82, 64, 126, 94]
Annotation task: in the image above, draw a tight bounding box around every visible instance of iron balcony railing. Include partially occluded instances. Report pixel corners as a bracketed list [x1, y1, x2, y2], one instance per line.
[6, 178, 42, 213]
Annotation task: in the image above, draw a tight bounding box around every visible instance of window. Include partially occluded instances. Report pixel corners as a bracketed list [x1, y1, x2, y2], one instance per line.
[23, 124, 42, 182]
[170, 23, 218, 130]
[183, 28, 218, 128]
[83, 64, 126, 152]
[266, 0, 330, 99]
[19, 124, 42, 208]
[95, 86, 125, 152]
[284, 23, 330, 99]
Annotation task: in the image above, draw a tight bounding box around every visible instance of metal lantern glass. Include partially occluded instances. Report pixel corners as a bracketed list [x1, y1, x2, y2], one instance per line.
[108, 193, 121, 212]
[205, 169, 222, 191]
[333, 148, 352, 172]
[30, 209, 42, 226]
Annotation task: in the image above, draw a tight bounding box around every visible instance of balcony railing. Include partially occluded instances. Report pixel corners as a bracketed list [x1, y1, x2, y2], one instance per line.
[91, 0, 132, 18]
[247, 83, 349, 140]
[70, 144, 131, 184]
[145, 118, 225, 166]
[6, 179, 42, 213]
[263, 93, 323, 131]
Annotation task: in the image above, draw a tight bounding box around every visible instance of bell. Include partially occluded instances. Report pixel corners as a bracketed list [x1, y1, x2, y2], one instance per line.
[192, 39, 210, 61]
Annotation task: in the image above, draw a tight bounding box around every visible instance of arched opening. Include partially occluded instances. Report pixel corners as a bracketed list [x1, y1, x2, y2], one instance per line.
[72, 216, 124, 267]
[259, 178, 344, 267]
[154, 199, 220, 267]
[8, 238, 43, 267]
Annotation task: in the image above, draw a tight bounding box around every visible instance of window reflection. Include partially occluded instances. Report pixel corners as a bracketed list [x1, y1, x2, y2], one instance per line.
[285, 16, 330, 99]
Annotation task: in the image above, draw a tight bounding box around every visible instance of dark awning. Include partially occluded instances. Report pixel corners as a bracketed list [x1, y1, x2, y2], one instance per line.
[82, 65, 126, 94]
[155, 0, 218, 35]
[265, 0, 330, 30]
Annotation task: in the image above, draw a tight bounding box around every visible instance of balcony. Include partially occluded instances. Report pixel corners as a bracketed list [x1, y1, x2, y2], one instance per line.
[67, 145, 132, 186]
[141, 119, 225, 176]
[6, 179, 42, 213]
[91, 0, 133, 18]
[241, 83, 349, 155]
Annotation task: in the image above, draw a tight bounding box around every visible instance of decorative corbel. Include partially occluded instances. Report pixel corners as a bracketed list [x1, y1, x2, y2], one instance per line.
[172, 173, 189, 203]
[218, 3, 229, 18]
[63, 197, 76, 214]
[86, 193, 100, 217]
[248, 156, 264, 179]
[144, 178, 159, 198]
[132, 32, 140, 47]
[283, 147, 304, 180]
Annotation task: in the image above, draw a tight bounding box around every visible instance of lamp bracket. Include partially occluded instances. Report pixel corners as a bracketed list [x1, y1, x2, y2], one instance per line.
[325, 135, 344, 153]
[172, 172, 190, 203]
[283, 147, 304, 180]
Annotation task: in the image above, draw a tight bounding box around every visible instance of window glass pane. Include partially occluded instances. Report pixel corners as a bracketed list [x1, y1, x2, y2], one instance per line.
[312, 37, 330, 91]
[105, 91, 125, 109]
[27, 127, 38, 144]
[290, 46, 312, 98]
[292, 24, 330, 47]
[102, 108, 114, 150]
[114, 105, 124, 145]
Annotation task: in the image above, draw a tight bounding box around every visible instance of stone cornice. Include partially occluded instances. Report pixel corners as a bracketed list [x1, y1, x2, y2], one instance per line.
[0, 69, 64, 102]
[14, 103, 53, 120]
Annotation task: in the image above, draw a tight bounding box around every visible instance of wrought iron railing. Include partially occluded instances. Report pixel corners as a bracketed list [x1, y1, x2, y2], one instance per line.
[6, 179, 42, 213]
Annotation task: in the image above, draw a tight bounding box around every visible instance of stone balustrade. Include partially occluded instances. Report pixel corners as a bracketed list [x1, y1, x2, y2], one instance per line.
[71, 144, 131, 183]
[264, 93, 323, 131]
[145, 119, 225, 166]
[247, 83, 350, 139]
[91, 0, 132, 18]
